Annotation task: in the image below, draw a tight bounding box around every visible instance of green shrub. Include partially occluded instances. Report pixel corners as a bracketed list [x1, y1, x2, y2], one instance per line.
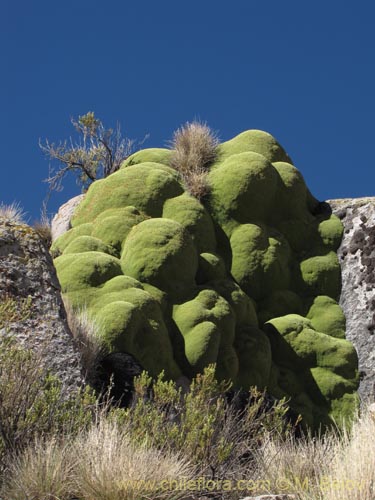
[0, 294, 32, 329]
[111, 365, 293, 484]
[0, 336, 96, 467]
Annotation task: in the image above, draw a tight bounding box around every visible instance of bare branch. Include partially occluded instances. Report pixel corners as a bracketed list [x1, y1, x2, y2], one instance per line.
[40, 112, 146, 206]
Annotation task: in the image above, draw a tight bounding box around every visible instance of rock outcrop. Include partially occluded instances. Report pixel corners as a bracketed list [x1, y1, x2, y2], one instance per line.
[328, 197, 375, 403]
[0, 219, 83, 392]
[51, 194, 85, 242]
[50, 129, 359, 429]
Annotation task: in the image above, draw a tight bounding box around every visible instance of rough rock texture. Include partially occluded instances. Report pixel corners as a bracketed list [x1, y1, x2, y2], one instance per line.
[328, 197, 375, 403]
[51, 130, 359, 428]
[0, 220, 83, 392]
[51, 194, 85, 242]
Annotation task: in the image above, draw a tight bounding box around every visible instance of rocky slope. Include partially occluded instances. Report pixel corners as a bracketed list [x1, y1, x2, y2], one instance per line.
[328, 197, 375, 403]
[0, 219, 83, 392]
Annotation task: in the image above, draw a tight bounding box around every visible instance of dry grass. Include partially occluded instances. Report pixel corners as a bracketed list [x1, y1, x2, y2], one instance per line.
[2, 437, 76, 500]
[2, 420, 194, 500]
[169, 121, 219, 199]
[64, 299, 108, 386]
[74, 420, 193, 500]
[1, 378, 375, 500]
[0, 294, 32, 329]
[0, 202, 26, 224]
[254, 405, 375, 500]
[257, 431, 336, 499]
[322, 409, 375, 500]
[33, 212, 53, 247]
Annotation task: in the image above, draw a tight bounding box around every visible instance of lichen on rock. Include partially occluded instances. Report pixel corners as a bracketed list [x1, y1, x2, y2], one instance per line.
[328, 197, 375, 404]
[52, 129, 359, 429]
[0, 220, 83, 393]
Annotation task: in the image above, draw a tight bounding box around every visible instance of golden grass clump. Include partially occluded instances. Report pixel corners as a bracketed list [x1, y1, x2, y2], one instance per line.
[33, 212, 53, 247]
[2, 421, 194, 500]
[169, 121, 219, 199]
[2, 437, 76, 500]
[254, 405, 375, 500]
[0, 202, 26, 224]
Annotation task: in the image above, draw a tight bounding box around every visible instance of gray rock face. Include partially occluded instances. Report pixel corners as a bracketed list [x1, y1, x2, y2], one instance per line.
[328, 197, 375, 403]
[0, 220, 83, 392]
[51, 194, 84, 242]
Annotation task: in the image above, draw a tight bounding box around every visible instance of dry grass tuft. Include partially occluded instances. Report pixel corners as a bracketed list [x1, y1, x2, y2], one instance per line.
[322, 409, 375, 500]
[33, 211, 53, 247]
[257, 431, 336, 499]
[64, 299, 108, 386]
[0, 202, 26, 224]
[169, 121, 219, 199]
[254, 406, 375, 500]
[74, 419, 193, 500]
[2, 421, 194, 500]
[2, 437, 76, 500]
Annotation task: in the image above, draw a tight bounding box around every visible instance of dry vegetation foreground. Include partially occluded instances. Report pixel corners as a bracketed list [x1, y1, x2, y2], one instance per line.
[0, 339, 374, 500]
[0, 275, 373, 500]
[3, 407, 375, 500]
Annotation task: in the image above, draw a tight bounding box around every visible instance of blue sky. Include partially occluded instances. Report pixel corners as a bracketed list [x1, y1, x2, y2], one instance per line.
[1, 0, 374, 223]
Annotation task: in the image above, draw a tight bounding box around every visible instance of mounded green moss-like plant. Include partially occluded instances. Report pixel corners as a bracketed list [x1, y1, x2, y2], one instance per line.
[216, 129, 292, 164]
[52, 127, 358, 430]
[121, 218, 198, 300]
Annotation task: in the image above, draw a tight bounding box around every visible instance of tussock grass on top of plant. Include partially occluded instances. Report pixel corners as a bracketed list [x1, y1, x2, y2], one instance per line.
[0, 202, 26, 224]
[169, 121, 219, 199]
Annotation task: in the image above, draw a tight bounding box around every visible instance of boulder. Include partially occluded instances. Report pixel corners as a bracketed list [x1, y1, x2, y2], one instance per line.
[0, 219, 83, 392]
[51, 194, 85, 242]
[328, 197, 375, 403]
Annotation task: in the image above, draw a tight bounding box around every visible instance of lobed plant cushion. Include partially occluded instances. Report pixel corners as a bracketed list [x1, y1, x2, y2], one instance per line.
[53, 129, 358, 429]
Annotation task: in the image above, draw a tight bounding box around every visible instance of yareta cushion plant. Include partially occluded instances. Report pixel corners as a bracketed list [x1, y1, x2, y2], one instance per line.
[52, 128, 358, 430]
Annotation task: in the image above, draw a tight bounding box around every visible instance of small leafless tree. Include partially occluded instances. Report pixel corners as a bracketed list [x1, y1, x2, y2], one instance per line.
[40, 112, 144, 194]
